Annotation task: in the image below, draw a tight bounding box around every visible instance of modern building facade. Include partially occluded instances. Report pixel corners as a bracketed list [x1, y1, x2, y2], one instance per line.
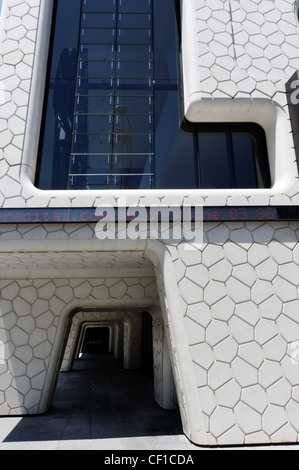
[1, 0, 299, 446]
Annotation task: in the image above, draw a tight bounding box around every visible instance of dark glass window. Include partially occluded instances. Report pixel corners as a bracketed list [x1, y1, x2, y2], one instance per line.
[35, 0, 271, 190]
[185, 123, 271, 190]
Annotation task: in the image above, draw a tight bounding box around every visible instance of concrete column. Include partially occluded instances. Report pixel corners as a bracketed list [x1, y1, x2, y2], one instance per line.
[152, 317, 178, 410]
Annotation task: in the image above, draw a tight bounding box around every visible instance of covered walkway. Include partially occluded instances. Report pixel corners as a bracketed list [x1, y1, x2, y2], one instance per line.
[0, 351, 194, 450]
[0, 352, 298, 450]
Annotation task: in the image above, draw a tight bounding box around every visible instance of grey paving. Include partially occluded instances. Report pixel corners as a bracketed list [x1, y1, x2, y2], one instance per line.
[0, 352, 298, 451]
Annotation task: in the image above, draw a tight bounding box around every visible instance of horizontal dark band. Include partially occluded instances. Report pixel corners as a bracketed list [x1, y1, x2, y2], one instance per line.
[0, 206, 298, 224]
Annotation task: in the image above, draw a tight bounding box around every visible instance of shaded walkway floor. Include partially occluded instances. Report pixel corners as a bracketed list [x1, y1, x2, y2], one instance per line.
[0, 352, 197, 450]
[0, 352, 298, 450]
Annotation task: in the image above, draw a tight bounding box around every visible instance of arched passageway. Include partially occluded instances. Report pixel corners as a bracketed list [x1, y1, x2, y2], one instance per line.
[48, 308, 180, 440]
[61, 308, 177, 410]
[48, 350, 183, 441]
[59, 309, 178, 413]
[0, 242, 207, 445]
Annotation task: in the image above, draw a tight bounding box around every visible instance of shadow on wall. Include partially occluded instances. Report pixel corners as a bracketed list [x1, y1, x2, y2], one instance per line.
[286, 71, 299, 173]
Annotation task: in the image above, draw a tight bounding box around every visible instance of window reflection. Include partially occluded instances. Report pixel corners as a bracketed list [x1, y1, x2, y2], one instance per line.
[195, 126, 271, 189]
[36, 0, 271, 191]
[68, 0, 155, 189]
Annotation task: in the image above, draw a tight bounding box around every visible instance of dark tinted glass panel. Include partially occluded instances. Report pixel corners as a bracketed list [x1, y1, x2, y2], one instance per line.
[38, 80, 76, 189]
[196, 127, 270, 189]
[118, 0, 152, 13]
[153, 0, 177, 81]
[111, 155, 153, 174]
[82, 13, 116, 28]
[114, 95, 153, 113]
[73, 115, 148, 132]
[115, 134, 153, 153]
[70, 154, 153, 174]
[76, 78, 114, 94]
[75, 95, 114, 113]
[51, 47, 79, 81]
[232, 133, 258, 188]
[68, 175, 103, 189]
[114, 87, 152, 97]
[70, 155, 111, 174]
[37, 0, 270, 191]
[198, 134, 233, 189]
[82, 0, 117, 13]
[49, 0, 81, 79]
[117, 77, 152, 87]
[114, 114, 153, 132]
[72, 133, 153, 154]
[69, 174, 152, 189]
[79, 45, 115, 61]
[117, 28, 151, 44]
[78, 61, 114, 78]
[73, 115, 114, 133]
[116, 61, 151, 78]
[118, 13, 151, 28]
[81, 28, 115, 44]
[155, 90, 198, 189]
[72, 134, 113, 154]
[116, 45, 152, 61]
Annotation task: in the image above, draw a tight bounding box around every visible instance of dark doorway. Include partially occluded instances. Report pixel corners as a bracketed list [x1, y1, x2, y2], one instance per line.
[39, 312, 183, 444]
[81, 327, 110, 353]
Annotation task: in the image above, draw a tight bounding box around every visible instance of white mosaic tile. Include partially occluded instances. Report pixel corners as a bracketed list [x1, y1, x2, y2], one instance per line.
[0, 0, 299, 448]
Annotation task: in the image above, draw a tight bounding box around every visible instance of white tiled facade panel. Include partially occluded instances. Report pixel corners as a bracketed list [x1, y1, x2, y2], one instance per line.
[0, 0, 299, 446]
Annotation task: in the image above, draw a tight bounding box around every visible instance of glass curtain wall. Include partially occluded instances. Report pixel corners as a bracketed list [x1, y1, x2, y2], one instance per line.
[71, 0, 155, 189]
[36, 0, 271, 190]
[37, 0, 187, 190]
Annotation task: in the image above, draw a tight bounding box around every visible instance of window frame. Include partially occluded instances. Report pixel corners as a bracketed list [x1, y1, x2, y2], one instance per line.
[180, 120, 272, 190]
[35, 0, 273, 194]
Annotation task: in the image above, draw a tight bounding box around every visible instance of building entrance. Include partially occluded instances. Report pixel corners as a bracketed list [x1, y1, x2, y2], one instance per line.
[81, 327, 110, 354]
[48, 308, 181, 440]
[50, 346, 183, 441]
[59, 309, 178, 411]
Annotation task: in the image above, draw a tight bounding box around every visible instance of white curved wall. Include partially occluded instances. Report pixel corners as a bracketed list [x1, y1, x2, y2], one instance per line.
[0, 0, 299, 447]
